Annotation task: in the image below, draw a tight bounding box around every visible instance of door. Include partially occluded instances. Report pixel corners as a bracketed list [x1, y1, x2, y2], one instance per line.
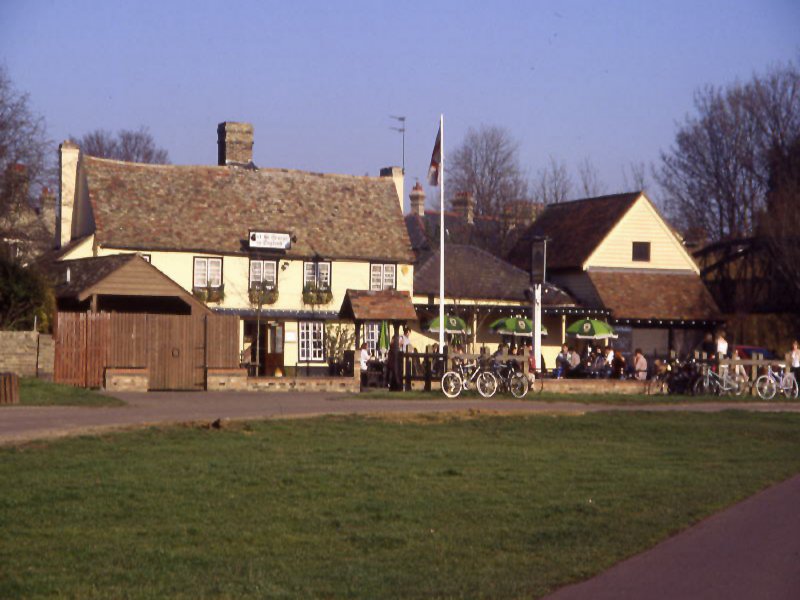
[147, 315, 202, 390]
[262, 322, 285, 376]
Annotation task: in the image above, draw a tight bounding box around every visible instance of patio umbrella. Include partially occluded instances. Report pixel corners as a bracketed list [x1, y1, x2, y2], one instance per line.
[427, 315, 471, 335]
[378, 320, 390, 351]
[566, 318, 618, 340]
[489, 317, 548, 337]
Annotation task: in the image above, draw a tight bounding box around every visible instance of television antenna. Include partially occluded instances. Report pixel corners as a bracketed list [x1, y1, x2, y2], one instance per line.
[389, 115, 406, 174]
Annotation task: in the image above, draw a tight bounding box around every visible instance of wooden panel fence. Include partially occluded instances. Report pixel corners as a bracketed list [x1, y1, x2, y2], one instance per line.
[54, 312, 239, 390]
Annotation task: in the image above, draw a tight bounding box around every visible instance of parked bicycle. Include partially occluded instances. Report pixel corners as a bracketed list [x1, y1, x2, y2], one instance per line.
[486, 359, 529, 398]
[692, 363, 746, 396]
[441, 357, 497, 398]
[755, 365, 798, 400]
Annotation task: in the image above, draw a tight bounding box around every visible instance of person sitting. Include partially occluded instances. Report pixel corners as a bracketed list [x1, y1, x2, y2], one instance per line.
[611, 351, 627, 379]
[555, 344, 569, 378]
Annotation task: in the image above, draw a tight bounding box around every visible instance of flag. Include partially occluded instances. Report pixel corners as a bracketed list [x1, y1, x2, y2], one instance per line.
[427, 124, 441, 186]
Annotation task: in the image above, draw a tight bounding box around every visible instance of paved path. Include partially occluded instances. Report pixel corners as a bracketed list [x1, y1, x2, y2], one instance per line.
[546, 473, 800, 600]
[1, 391, 799, 445]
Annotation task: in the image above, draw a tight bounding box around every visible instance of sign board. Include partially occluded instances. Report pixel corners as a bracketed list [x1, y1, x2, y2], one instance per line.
[284, 331, 297, 343]
[531, 238, 547, 285]
[249, 231, 291, 250]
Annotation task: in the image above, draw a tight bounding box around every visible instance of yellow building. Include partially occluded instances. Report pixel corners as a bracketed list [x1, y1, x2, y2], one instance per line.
[55, 122, 416, 376]
[509, 192, 721, 356]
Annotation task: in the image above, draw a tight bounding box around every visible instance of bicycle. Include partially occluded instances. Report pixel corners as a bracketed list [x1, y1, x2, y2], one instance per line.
[441, 357, 497, 398]
[488, 359, 529, 398]
[755, 365, 798, 400]
[692, 363, 746, 396]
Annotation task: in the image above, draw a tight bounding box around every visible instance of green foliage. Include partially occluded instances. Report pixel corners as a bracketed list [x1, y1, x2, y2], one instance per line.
[1, 412, 799, 598]
[248, 284, 279, 306]
[191, 285, 224, 304]
[302, 282, 333, 305]
[0, 252, 53, 331]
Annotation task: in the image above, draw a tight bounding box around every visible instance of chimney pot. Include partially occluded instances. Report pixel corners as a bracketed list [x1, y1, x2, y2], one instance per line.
[409, 181, 426, 216]
[452, 191, 475, 225]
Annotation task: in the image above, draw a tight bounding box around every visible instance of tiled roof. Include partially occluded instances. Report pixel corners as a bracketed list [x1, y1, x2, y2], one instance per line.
[49, 254, 137, 298]
[83, 157, 415, 263]
[508, 192, 641, 271]
[413, 244, 576, 306]
[339, 289, 418, 321]
[587, 271, 720, 320]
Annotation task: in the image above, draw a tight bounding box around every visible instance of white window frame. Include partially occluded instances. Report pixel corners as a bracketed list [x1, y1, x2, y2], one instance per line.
[365, 321, 380, 355]
[303, 261, 331, 289]
[249, 259, 277, 289]
[193, 257, 223, 288]
[299, 321, 325, 362]
[370, 263, 396, 291]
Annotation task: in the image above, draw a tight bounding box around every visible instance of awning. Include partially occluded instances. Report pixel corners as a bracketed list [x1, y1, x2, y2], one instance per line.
[339, 289, 418, 322]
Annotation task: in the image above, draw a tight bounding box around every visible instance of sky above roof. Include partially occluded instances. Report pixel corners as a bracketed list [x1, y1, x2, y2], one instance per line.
[2, 0, 798, 211]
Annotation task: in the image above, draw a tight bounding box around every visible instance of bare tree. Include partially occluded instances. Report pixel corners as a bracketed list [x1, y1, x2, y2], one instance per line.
[533, 156, 572, 204]
[657, 62, 800, 242]
[622, 161, 648, 191]
[448, 125, 529, 218]
[576, 157, 606, 197]
[0, 67, 53, 259]
[72, 126, 169, 164]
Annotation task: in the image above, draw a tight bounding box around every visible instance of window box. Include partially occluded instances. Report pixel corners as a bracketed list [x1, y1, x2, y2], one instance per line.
[193, 284, 225, 303]
[302, 282, 333, 305]
[249, 285, 279, 306]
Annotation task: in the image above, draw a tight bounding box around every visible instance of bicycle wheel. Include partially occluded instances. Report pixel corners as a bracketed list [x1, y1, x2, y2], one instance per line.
[476, 371, 497, 398]
[692, 377, 713, 396]
[755, 375, 777, 400]
[441, 371, 463, 398]
[509, 373, 529, 398]
[781, 374, 798, 399]
[733, 374, 749, 396]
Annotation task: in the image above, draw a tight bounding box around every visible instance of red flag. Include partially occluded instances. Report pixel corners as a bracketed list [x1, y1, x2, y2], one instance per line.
[427, 124, 441, 186]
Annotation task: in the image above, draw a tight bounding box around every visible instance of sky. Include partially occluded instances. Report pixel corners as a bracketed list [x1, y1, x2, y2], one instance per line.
[1, 0, 798, 211]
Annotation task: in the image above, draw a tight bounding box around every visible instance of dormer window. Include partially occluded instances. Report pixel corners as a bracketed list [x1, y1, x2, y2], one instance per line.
[632, 242, 651, 262]
[250, 259, 277, 289]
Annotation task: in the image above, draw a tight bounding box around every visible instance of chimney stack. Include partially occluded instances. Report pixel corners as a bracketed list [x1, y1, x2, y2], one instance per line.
[217, 122, 254, 166]
[58, 141, 80, 248]
[380, 166, 404, 213]
[409, 181, 426, 216]
[452, 191, 475, 225]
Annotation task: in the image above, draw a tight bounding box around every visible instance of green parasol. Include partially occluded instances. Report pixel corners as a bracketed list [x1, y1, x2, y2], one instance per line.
[427, 315, 471, 335]
[489, 317, 548, 337]
[566, 318, 618, 340]
[378, 320, 390, 350]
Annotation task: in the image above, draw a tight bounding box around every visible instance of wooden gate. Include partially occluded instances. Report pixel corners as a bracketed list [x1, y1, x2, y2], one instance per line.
[55, 312, 239, 390]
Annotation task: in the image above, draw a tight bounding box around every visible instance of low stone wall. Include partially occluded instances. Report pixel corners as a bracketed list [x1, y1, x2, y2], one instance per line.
[207, 368, 249, 391]
[105, 368, 149, 392]
[37, 335, 54, 380]
[248, 376, 359, 393]
[541, 378, 648, 395]
[0, 331, 40, 377]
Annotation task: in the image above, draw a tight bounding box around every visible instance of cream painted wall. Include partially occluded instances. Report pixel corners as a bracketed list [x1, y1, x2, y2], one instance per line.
[60, 234, 95, 260]
[585, 195, 699, 273]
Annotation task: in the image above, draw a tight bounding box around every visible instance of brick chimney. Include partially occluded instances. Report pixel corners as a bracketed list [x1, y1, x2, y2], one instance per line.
[452, 191, 475, 225]
[380, 166, 404, 213]
[409, 181, 426, 216]
[217, 122, 254, 166]
[58, 141, 80, 248]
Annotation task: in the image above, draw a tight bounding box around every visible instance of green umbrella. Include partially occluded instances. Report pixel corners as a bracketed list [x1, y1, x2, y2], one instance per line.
[377, 320, 390, 350]
[489, 317, 548, 337]
[566, 318, 618, 340]
[427, 315, 470, 335]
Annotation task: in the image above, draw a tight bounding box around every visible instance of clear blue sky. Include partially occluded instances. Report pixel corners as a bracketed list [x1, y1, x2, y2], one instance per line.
[2, 0, 798, 209]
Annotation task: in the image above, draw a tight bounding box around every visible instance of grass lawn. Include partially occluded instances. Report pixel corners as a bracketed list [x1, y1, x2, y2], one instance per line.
[2, 412, 800, 598]
[14, 378, 124, 407]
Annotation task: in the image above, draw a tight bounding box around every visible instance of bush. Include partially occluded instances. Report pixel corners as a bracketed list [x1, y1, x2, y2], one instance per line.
[0, 252, 53, 331]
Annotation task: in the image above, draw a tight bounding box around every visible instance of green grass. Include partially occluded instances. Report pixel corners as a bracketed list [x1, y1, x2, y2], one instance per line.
[2, 412, 800, 598]
[15, 378, 124, 407]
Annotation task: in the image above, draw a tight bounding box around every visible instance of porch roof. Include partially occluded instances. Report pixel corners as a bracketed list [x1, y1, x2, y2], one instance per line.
[339, 289, 418, 322]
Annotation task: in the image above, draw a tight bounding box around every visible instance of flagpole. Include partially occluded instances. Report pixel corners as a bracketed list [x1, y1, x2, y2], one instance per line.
[438, 113, 445, 351]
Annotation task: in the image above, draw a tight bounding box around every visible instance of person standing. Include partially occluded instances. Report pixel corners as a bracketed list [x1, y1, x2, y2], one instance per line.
[790, 340, 800, 375]
[359, 343, 370, 388]
[716, 330, 729, 359]
[633, 348, 648, 381]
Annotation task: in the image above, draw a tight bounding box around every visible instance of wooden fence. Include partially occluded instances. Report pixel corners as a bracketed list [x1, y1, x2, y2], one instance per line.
[54, 312, 239, 390]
